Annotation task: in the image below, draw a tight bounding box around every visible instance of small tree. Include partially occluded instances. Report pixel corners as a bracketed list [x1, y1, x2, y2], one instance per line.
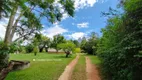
[57, 41, 76, 58]
[33, 46, 39, 56]
[32, 33, 41, 55]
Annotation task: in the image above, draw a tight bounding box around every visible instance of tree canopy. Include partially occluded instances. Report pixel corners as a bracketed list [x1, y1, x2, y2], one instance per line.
[51, 34, 66, 52]
[57, 41, 76, 53]
[80, 32, 98, 55]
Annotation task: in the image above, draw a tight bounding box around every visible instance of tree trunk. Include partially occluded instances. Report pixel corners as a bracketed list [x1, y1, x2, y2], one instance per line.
[4, 5, 18, 44]
[39, 46, 45, 52]
[65, 51, 70, 58]
[56, 49, 58, 53]
[45, 49, 48, 52]
[34, 52, 37, 56]
[45, 47, 48, 52]
[0, 3, 18, 77]
[66, 53, 70, 58]
[39, 48, 43, 52]
[0, 5, 18, 72]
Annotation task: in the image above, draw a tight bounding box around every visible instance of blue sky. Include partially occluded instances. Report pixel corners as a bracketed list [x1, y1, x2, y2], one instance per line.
[0, 0, 121, 40]
[41, 0, 120, 40]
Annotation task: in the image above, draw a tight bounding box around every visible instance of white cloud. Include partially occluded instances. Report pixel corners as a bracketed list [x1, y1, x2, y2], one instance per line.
[62, 13, 69, 20]
[42, 24, 68, 38]
[53, 0, 101, 20]
[53, 0, 107, 20]
[68, 32, 86, 40]
[77, 22, 89, 28]
[74, 0, 98, 10]
[0, 18, 7, 39]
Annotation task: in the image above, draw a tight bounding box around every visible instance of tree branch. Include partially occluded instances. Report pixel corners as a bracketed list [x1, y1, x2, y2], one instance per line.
[10, 6, 35, 43]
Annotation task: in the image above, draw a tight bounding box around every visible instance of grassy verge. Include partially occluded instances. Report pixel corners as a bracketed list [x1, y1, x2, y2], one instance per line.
[71, 54, 86, 80]
[6, 53, 75, 80]
[88, 55, 101, 66]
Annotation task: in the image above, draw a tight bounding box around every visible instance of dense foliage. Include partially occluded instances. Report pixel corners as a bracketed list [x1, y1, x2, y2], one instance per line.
[97, 0, 142, 79]
[9, 41, 23, 53]
[80, 32, 98, 55]
[25, 44, 34, 53]
[0, 40, 9, 70]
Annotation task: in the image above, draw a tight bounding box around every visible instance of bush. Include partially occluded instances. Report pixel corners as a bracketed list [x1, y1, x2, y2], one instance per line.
[25, 44, 34, 53]
[0, 41, 10, 69]
[9, 42, 23, 53]
[0, 41, 9, 54]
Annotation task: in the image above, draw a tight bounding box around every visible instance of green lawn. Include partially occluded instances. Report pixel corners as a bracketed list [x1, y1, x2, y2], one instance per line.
[6, 53, 75, 80]
[71, 54, 86, 80]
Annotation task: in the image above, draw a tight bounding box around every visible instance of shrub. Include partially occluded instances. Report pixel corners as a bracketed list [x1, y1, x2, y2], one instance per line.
[25, 44, 34, 53]
[0, 41, 10, 69]
[33, 46, 39, 56]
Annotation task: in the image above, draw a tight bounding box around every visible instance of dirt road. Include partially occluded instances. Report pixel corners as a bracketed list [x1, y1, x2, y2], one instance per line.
[58, 55, 79, 80]
[86, 56, 101, 80]
[58, 55, 101, 80]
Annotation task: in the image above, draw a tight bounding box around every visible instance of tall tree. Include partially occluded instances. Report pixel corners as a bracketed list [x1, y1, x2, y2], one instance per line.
[51, 34, 66, 52]
[70, 40, 80, 48]
[38, 35, 51, 52]
[0, 0, 75, 72]
[80, 37, 87, 53]
[82, 32, 98, 55]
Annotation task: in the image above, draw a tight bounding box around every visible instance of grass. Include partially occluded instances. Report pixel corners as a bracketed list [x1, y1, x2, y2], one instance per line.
[6, 53, 75, 80]
[88, 55, 101, 66]
[71, 54, 86, 80]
